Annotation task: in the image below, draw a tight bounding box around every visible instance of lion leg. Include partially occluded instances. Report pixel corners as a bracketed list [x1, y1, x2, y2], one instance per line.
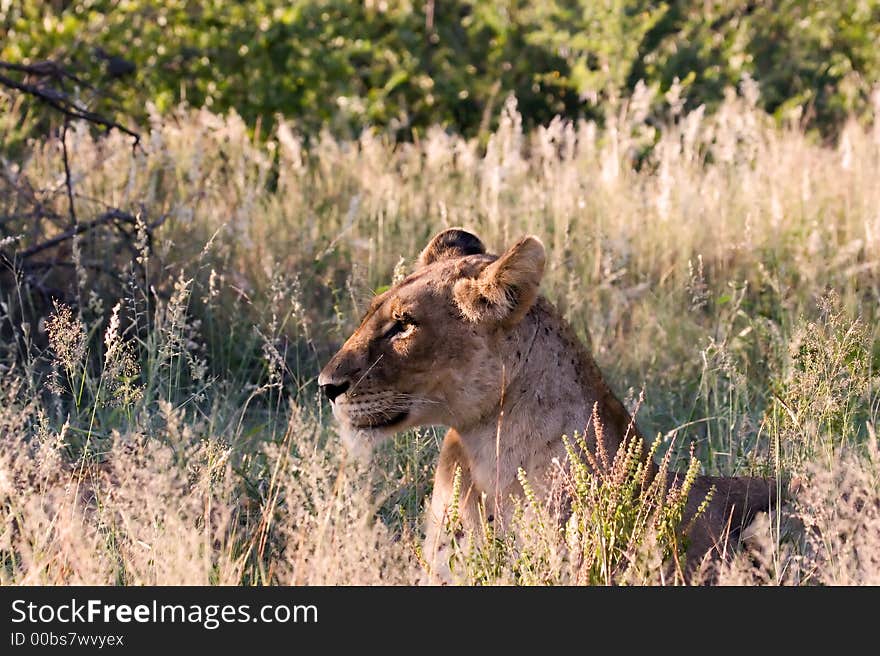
[421, 429, 480, 585]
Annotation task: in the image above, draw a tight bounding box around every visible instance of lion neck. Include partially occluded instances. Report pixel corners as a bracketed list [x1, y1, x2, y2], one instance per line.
[450, 297, 644, 501]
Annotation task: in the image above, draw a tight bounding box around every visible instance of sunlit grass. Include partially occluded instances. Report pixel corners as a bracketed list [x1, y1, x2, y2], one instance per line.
[1, 87, 879, 584]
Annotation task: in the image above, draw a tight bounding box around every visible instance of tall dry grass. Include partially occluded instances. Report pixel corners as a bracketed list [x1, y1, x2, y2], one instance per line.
[1, 83, 879, 584]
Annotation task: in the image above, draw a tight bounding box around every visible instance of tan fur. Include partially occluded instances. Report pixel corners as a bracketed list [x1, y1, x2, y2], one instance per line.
[319, 228, 776, 583]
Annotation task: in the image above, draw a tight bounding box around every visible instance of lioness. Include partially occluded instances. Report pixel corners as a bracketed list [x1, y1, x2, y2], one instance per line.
[318, 228, 776, 583]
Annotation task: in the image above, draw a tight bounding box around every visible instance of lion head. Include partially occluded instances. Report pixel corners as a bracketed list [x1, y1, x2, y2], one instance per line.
[318, 228, 545, 458]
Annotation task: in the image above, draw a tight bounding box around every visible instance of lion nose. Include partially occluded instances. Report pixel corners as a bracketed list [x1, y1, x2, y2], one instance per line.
[320, 381, 350, 403]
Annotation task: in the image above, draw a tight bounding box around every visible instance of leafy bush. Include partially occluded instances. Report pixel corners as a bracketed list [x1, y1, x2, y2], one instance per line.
[3, 0, 879, 139]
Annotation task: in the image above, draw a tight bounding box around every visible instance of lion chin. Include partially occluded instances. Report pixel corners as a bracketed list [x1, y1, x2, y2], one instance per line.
[337, 424, 382, 462]
[335, 412, 411, 462]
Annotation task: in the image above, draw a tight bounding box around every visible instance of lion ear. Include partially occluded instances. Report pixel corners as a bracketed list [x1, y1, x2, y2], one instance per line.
[418, 228, 486, 267]
[453, 235, 545, 326]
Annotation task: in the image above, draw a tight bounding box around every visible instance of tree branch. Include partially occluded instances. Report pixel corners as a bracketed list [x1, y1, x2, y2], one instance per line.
[0, 61, 140, 148]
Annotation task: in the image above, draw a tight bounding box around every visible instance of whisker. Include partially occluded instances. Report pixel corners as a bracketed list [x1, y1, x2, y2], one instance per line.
[349, 354, 384, 394]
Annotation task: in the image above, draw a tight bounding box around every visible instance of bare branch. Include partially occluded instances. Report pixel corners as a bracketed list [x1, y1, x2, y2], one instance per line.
[61, 120, 78, 227]
[0, 60, 156, 307]
[0, 60, 140, 147]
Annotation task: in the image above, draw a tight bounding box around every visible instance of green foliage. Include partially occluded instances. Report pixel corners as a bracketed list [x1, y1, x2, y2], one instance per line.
[0, 0, 575, 138]
[636, 1, 880, 130]
[523, 0, 669, 105]
[2, 0, 878, 138]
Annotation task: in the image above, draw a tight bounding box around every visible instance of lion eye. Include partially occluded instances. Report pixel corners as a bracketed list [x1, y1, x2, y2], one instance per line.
[384, 317, 415, 340]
